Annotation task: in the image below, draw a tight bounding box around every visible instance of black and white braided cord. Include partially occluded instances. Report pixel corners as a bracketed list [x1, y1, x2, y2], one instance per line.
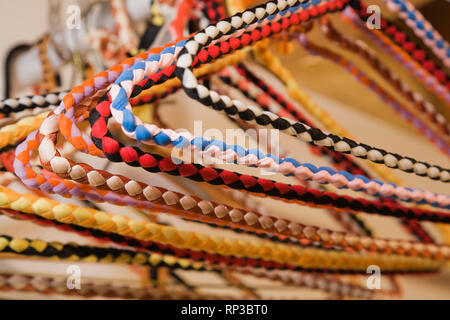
[0, 91, 67, 115]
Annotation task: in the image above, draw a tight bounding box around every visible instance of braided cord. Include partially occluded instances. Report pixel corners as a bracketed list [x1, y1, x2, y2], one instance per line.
[0, 233, 394, 298]
[225, 0, 442, 247]
[7, 0, 450, 284]
[174, 4, 450, 182]
[215, 67, 377, 238]
[12, 35, 258, 247]
[351, 0, 450, 92]
[14, 0, 432, 238]
[232, 62, 369, 174]
[0, 267, 385, 299]
[88, 105, 450, 224]
[13, 39, 201, 208]
[383, 0, 450, 69]
[341, 7, 450, 105]
[1, 207, 300, 272]
[0, 234, 210, 272]
[151, 89, 379, 246]
[252, 42, 450, 246]
[0, 92, 67, 116]
[321, 19, 450, 137]
[217, 66, 450, 209]
[131, 48, 250, 103]
[0, 271, 222, 300]
[298, 33, 450, 156]
[10, 112, 447, 256]
[254, 43, 403, 185]
[60, 10, 303, 155]
[105, 0, 329, 146]
[94, 62, 450, 210]
[5, 206, 440, 276]
[42, 133, 450, 256]
[0, 186, 446, 272]
[0, 112, 49, 150]
[223, 63, 437, 244]
[36, 35, 58, 93]
[22, 0, 444, 228]
[57, 39, 190, 156]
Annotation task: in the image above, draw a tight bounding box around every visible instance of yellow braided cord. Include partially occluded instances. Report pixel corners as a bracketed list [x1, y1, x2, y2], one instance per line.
[0, 186, 445, 272]
[0, 112, 49, 149]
